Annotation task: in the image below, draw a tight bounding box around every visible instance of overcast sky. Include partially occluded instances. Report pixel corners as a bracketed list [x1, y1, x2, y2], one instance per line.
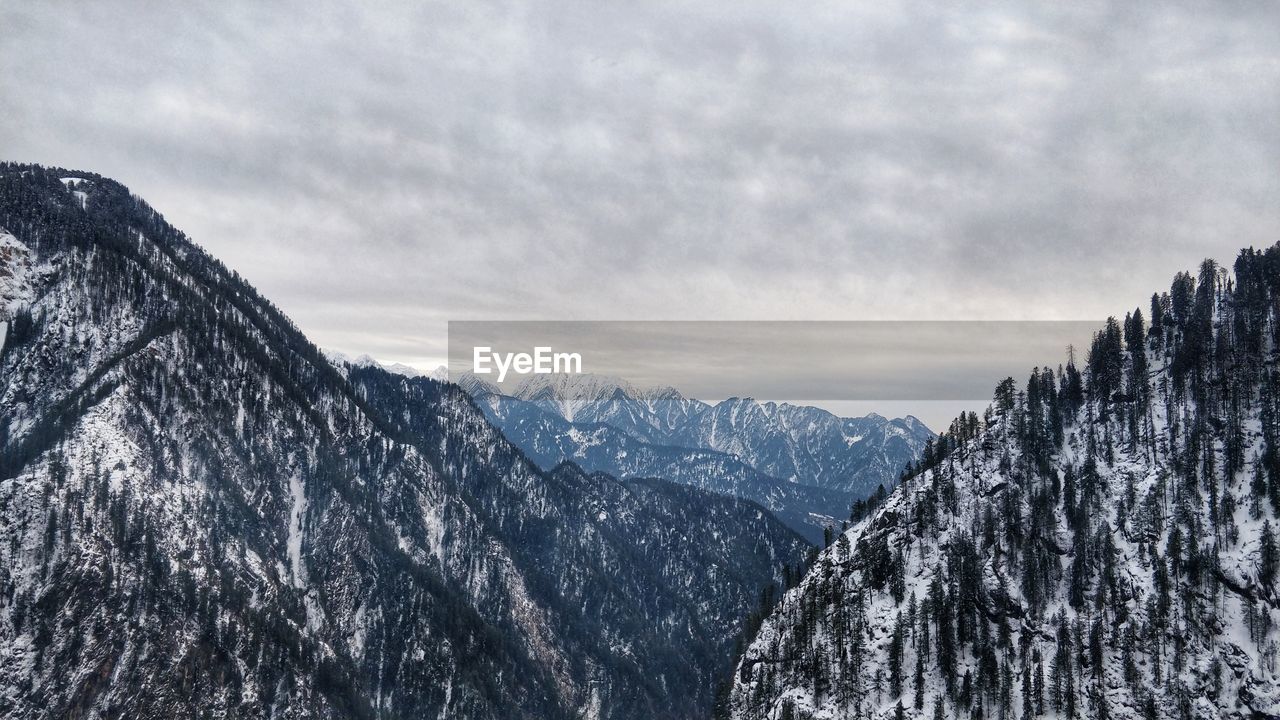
[3, 2, 1278, 389]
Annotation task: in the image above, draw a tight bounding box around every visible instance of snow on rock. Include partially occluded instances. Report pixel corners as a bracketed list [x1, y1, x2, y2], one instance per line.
[286, 473, 308, 587]
[321, 347, 430, 378]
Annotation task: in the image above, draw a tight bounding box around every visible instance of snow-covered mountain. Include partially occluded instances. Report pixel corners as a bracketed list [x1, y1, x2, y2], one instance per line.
[473, 389, 850, 543]
[322, 348, 445, 381]
[724, 252, 1280, 719]
[688, 399, 933, 498]
[491, 375, 932, 499]
[508, 372, 707, 442]
[463, 373, 932, 541]
[0, 164, 812, 719]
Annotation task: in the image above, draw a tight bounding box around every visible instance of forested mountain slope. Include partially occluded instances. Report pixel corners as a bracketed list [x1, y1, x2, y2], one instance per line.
[726, 249, 1280, 719]
[0, 163, 811, 720]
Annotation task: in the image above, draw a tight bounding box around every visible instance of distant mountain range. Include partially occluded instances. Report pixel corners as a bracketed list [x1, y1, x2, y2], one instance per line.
[459, 372, 933, 542]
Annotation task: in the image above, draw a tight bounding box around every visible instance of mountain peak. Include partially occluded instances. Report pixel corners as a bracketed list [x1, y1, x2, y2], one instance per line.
[322, 348, 434, 379]
[510, 372, 640, 421]
[511, 371, 636, 400]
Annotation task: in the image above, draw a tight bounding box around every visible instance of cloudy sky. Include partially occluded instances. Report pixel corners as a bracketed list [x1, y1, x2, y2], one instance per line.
[3, 1, 1278, 380]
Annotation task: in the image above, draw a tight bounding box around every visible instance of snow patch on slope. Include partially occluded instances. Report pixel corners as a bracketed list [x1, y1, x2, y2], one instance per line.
[0, 230, 34, 319]
[59, 178, 88, 208]
[287, 474, 308, 588]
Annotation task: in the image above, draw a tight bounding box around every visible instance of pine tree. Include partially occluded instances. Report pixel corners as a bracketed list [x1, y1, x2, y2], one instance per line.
[1034, 657, 1045, 716]
[1022, 663, 1034, 718]
[915, 648, 926, 710]
[999, 660, 1013, 720]
[1261, 520, 1278, 587]
[890, 611, 905, 696]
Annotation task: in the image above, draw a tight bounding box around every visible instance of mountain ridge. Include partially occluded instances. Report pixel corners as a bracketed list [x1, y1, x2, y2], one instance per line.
[463, 373, 932, 541]
[0, 163, 812, 720]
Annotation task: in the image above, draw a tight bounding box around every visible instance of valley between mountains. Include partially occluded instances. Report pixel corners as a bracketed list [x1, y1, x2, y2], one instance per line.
[1, 163, 1278, 719]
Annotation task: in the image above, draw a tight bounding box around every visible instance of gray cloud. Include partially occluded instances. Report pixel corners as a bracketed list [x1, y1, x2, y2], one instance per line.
[2, 0, 1278, 381]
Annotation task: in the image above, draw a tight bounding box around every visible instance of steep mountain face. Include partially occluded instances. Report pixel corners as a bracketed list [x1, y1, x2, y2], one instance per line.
[346, 366, 816, 709]
[725, 251, 1280, 719]
[473, 390, 850, 544]
[0, 164, 811, 720]
[466, 376, 932, 541]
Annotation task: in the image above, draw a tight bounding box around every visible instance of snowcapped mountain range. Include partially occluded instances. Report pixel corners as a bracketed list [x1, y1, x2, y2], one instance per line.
[461, 372, 933, 542]
[470, 387, 848, 544]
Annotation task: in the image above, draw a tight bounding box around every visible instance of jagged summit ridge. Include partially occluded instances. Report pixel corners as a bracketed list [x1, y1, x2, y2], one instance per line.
[466, 373, 933, 498]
